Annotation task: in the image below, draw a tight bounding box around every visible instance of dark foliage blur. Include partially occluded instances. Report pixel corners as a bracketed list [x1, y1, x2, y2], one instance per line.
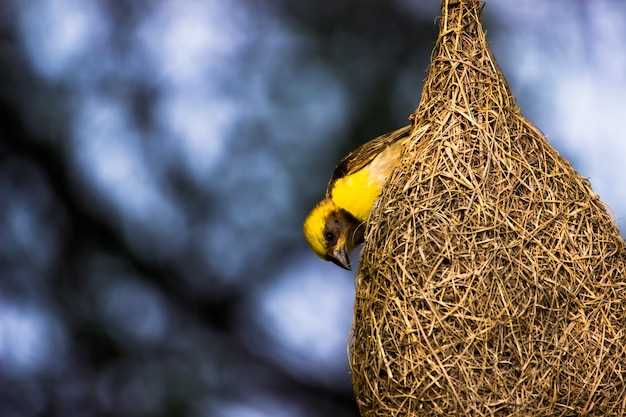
[0, 1, 624, 416]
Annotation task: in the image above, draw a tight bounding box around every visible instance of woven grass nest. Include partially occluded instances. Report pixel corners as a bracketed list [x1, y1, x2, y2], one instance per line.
[350, 1, 626, 416]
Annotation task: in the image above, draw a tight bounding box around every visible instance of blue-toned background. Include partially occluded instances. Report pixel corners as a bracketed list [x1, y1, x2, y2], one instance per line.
[0, 1, 624, 416]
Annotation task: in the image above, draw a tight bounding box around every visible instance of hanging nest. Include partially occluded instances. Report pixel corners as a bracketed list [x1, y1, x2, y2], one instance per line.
[350, 0, 626, 416]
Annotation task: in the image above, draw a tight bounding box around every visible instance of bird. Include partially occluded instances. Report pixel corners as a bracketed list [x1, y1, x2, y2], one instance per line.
[303, 124, 412, 270]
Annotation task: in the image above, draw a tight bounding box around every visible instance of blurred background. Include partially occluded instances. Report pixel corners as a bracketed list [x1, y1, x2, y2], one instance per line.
[0, 0, 624, 416]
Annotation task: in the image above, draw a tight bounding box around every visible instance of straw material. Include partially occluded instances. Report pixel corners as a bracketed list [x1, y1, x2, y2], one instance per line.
[350, 1, 626, 416]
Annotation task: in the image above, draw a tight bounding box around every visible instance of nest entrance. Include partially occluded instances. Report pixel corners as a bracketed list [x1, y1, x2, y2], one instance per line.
[350, 1, 626, 416]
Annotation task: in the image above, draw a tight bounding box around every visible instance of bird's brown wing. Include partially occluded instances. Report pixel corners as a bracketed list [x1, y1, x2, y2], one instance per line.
[326, 125, 411, 196]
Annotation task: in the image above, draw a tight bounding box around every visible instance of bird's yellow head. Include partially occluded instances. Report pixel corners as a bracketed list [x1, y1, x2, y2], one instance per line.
[303, 198, 362, 270]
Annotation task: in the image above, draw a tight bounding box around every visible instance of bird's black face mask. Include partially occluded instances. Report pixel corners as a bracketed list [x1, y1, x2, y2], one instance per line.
[323, 209, 363, 271]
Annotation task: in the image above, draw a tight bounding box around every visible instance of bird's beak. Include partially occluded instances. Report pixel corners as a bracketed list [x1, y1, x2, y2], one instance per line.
[330, 247, 351, 271]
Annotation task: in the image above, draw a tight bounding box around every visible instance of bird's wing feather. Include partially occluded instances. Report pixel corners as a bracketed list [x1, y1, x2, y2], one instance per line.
[326, 125, 411, 196]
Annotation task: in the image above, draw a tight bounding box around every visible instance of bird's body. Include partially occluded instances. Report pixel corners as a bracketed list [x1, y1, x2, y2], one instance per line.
[330, 133, 408, 222]
[304, 125, 411, 269]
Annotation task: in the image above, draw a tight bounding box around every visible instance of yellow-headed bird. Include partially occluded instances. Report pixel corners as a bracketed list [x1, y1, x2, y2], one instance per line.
[303, 125, 411, 270]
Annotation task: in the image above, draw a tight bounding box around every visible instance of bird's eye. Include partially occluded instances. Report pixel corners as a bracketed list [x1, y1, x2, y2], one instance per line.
[324, 231, 335, 242]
